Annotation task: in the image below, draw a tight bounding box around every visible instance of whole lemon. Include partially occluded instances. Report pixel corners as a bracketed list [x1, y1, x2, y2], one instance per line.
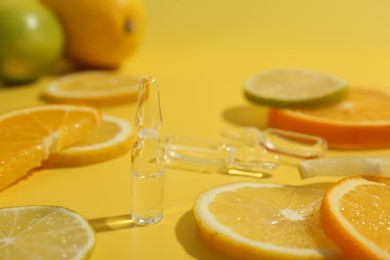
[0, 0, 64, 85]
[40, 0, 145, 69]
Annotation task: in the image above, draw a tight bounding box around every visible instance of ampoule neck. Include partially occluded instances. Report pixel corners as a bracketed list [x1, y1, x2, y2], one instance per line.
[135, 77, 162, 132]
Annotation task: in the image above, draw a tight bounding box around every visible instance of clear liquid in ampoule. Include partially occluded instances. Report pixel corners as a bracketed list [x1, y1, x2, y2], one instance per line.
[131, 169, 164, 225]
[131, 128, 165, 225]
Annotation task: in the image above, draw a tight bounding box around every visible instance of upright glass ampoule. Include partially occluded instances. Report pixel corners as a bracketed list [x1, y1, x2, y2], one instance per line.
[131, 77, 165, 225]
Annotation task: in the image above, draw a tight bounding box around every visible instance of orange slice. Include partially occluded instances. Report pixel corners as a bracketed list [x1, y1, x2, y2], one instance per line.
[193, 182, 340, 259]
[268, 88, 390, 149]
[44, 115, 134, 167]
[0, 104, 100, 191]
[43, 71, 141, 106]
[320, 176, 390, 259]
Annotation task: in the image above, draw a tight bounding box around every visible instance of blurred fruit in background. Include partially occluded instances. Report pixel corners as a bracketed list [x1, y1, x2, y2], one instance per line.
[0, 0, 64, 85]
[40, 0, 146, 69]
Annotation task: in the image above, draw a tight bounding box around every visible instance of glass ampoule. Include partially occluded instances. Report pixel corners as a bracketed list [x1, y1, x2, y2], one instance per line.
[165, 135, 280, 178]
[131, 77, 165, 225]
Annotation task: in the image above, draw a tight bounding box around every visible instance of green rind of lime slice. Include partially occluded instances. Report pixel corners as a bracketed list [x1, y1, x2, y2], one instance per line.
[243, 69, 349, 108]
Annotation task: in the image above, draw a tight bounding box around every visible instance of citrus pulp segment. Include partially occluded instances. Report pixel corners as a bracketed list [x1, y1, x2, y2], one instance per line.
[268, 88, 390, 149]
[44, 115, 134, 167]
[298, 156, 390, 179]
[193, 182, 340, 259]
[320, 176, 390, 259]
[244, 68, 348, 108]
[0, 205, 95, 259]
[0, 104, 100, 191]
[43, 71, 141, 106]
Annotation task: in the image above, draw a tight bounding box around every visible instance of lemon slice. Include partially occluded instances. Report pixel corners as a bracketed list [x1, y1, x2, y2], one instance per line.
[0, 205, 95, 259]
[193, 182, 340, 259]
[244, 68, 348, 108]
[44, 115, 134, 167]
[43, 71, 142, 106]
[298, 156, 390, 179]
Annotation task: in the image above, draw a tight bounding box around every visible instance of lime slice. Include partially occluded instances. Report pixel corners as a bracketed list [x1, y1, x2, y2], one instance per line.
[298, 156, 390, 179]
[0, 206, 95, 259]
[244, 68, 348, 108]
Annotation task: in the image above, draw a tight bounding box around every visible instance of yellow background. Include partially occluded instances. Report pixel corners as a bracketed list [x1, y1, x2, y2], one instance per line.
[2, 0, 390, 259]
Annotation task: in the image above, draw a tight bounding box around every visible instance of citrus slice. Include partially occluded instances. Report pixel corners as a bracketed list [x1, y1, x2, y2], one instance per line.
[298, 156, 390, 179]
[268, 88, 390, 149]
[0, 104, 100, 191]
[320, 176, 390, 259]
[244, 68, 348, 108]
[0, 205, 95, 259]
[44, 115, 134, 167]
[193, 182, 340, 259]
[43, 71, 141, 106]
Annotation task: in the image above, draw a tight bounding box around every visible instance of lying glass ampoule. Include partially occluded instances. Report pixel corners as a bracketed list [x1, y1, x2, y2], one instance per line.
[165, 135, 280, 178]
[131, 77, 165, 225]
[164, 127, 326, 177]
[221, 127, 327, 159]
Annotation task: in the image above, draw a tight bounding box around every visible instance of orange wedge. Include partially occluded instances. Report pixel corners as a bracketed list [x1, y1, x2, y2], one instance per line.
[43, 71, 141, 106]
[0, 104, 100, 191]
[268, 88, 390, 149]
[193, 182, 340, 259]
[44, 115, 134, 167]
[320, 176, 390, 259]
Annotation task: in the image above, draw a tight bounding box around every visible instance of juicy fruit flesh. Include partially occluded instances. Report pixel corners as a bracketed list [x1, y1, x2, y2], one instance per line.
[208, 186, 334, 249]
[244, 68, 348, 108]
[0, 105, 100, 191]
[321, 177, 390, 259]
[268, 88, 390, 149]
[70, 118, 121, 147]
[339, 182, 390, 252]
[43, 71, 141, 106]
[248, 69, 344, 100]
[194, 182, 340, 259]
[48, 72, 140, 96]
[0, 106, 99, 150]
[0, 206, 95, 259]
[292, 88, 390, 122]
[42, 115, 133, 168]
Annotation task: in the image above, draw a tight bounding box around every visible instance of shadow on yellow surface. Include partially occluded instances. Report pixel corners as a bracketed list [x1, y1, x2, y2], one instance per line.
[89, 214, 138, 232]
[176, 210, 227, 260]
[222, 104, 268, 129]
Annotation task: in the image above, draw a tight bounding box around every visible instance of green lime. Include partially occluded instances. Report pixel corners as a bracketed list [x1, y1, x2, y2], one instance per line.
[244, 68, 348, 108]
[0, 0, 64, 85]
